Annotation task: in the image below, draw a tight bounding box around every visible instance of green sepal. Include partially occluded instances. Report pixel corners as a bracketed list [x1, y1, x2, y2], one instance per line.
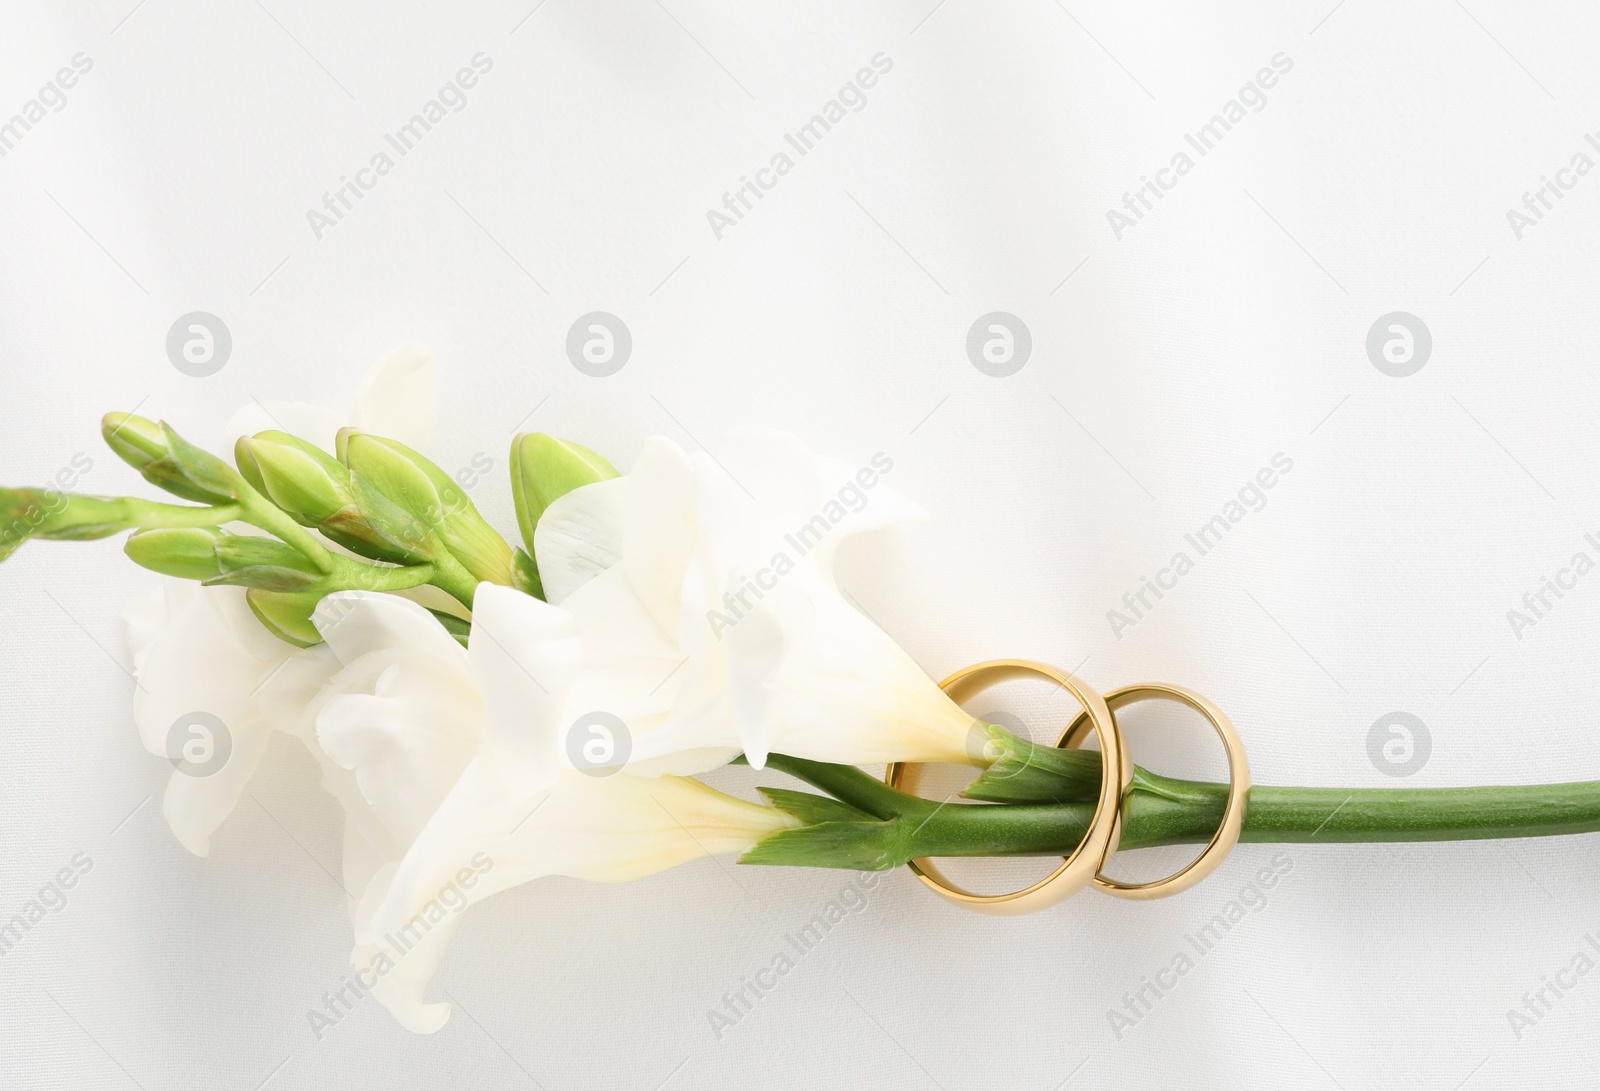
[427, 608, 472, 648]
[739, 818, 902, 872]
[320, 472, 436, 565]
[198, 535, 323, 592]
[962, 726, 1104, 804]
[160, 422, 244, 503]
[757, 787, 875, 826]
[511, 547, 543, 599]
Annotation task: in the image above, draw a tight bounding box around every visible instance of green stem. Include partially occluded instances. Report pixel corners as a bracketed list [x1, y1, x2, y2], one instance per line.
[753, 756, 1600, 869]
[129, 500, 243, 528]
[906, 781, 1600, 858]
[320, 554, 438, 594]
[239, 494, 334, 574]
[426, 549, 482, 609]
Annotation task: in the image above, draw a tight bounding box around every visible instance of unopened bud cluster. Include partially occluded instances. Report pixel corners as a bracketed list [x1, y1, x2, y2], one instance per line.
[0, 405, 623, 651]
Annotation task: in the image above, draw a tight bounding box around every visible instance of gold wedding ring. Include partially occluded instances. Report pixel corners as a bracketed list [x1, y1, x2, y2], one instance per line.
[887, 664, 1250, 912]
[1061, 683, 1250, 900]
[884, 659, 1132, 916]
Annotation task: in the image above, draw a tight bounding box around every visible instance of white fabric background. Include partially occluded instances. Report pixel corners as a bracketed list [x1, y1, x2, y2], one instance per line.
[3, 1, 1599, 1087]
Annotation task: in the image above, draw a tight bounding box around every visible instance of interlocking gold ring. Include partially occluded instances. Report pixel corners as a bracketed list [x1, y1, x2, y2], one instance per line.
[1060, 683, 1249, 900]
[884, 659, 1132, 916]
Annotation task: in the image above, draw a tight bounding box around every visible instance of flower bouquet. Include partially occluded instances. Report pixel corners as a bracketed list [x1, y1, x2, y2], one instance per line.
[7, 345, 1598, 1034]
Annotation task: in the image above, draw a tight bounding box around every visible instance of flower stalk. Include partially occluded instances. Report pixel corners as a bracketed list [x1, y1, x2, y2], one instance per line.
[743, 752, 1600, 870]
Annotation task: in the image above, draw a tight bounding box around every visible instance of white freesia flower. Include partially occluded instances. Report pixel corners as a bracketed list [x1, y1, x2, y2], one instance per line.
[533, 429, 979, 774]
[123, 580, 334, 855]
[123, 345, 436, 856]
[312, 585, 792, 1033]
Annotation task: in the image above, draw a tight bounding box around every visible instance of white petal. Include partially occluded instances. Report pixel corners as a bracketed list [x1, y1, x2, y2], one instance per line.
[130, 586, 287, 758]
[317, 669, 477, 849]
[467, 584, 580, 773]
[559, 562, 726, 774]
[357, 763, 785, 1030]
[618, 438, 700, 633]
[161, 720, 273, 856]
[532, 476, 627, 605]
[716, 427, 927, 579]
[313, 591, 467, 673]
[122, 583, 172, 674]
[548, 428, 971, 774]
[312, 592, 480, 848]
[254, 644, 340, 746]
[349, 343, 435, 450]
[356, 910, 463, 1033]
[534, 436, 697, 614]
[759, 581, 976, 765]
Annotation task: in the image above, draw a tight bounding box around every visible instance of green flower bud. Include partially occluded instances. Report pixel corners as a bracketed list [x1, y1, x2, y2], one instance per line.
[124, 527, 225, 581]
[101, 414, 242, 505]
[509, 434, 618, 596]
[234, 431, 432, 567]
[339, 429, 514, 585]
[510, 434, 618, 551]
[100, 413, 166, 469]
[245, 589, 323, 648]
[236, 432, 352, 524]
[124, 526, 321, 592]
